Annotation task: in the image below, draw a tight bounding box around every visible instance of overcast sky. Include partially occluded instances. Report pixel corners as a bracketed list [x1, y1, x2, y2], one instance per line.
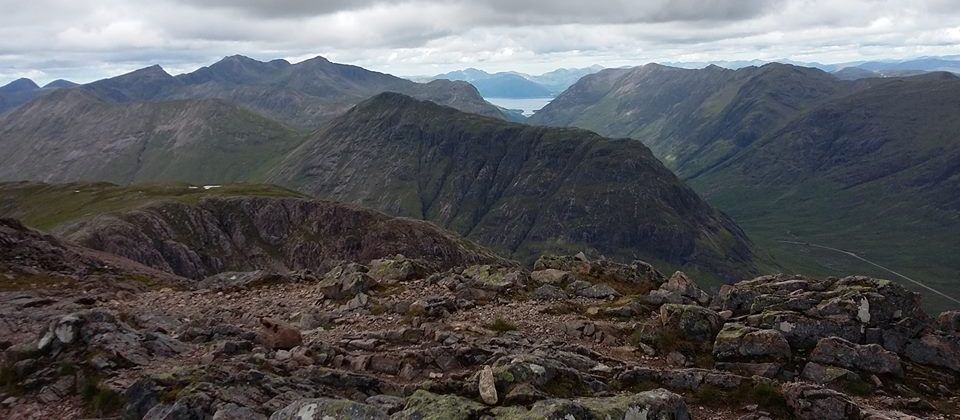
[2, 0, 959, 85]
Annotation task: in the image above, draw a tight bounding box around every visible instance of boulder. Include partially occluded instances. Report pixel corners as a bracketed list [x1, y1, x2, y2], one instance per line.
[935, 311, 960, 334]
[391, 390, 484, 420]
[574, 283, 620, 299]
[809, 337, 903, 376]
[460, 265, 528, 292]
[657, 271, 711, 305]
[782, 382, 861, 420]
[659, 304, 723, 343]
[478, 365, 498, 405]
[269, 398, 388, 420]
[532, 285, 567, 300]
[259, 318, 303, 350]
[534, 254, 665, 295]
[318, 264, 376, 300]
[800, 362, 861, 385]
[903, 334, 960, 373]
[368, 255, 431, 283]
[530, 269, 572, 285]
[713, 323, 791, 362]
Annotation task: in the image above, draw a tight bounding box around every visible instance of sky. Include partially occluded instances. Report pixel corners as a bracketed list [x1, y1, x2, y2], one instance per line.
[1, 0, 960, 85]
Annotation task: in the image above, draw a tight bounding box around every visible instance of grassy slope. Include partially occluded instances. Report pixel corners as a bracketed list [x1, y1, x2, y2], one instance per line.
[0, 182, 306, 231]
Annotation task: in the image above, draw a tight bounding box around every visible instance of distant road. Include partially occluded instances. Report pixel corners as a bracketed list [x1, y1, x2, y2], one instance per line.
[777, 239, 960, 306]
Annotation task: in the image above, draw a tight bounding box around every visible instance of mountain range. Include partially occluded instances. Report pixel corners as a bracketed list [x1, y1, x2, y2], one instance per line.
[0, 56, 755, 282]
[531, 63, 960, 311]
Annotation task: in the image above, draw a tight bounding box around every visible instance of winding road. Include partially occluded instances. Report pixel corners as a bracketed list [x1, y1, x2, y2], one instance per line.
[777, 239, 960, 306]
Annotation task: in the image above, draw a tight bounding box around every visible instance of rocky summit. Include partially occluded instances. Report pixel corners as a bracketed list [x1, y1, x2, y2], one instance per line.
[2, 219, 958, 419]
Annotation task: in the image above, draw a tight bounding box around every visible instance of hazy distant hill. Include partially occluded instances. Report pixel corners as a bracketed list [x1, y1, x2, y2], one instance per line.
[0, 77, 77, 114]
[429, 65, 603, 98]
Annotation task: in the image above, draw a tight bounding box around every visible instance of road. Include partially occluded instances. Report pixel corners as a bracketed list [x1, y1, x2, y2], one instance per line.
[777, 239, 960, 306]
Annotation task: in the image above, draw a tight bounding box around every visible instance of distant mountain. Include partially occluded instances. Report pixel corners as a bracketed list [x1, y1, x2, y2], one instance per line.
[530, 64, 960, 310]
[526, 65, 605, 94]
[530, 63, 846, 177]
[0, 78, 41, 114]
[433, 68, 552, 98]
[268, 92, 756, 280]
[73, 55, 506, 127]
[0, 77, 76, 114]
[430, 65, 603, 98]
[43, 79, 79, 89]
[0, 88, 303, 184]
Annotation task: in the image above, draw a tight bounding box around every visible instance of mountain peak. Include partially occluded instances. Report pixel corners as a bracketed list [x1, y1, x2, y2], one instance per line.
[43, 79, 78, 89]
[0, 77, 40, 93]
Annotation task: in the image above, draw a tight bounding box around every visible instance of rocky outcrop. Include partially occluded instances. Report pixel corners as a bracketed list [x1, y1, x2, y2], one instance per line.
[64, 197, 511, 280]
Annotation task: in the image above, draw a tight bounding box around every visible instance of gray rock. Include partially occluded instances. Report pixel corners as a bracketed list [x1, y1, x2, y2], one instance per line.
[270, 398, 387, 420]
[532, 284, 567, 300]
[782, 382, 861, 420]
[801, 362, 861, 385]
[659, 304, 722, 343]
[530, 269, 572, 285]
[391, 390, 483, 420]
[491, 388, 691, 419]
[575, 284, 620, 299]
[903, 334, 960, 373]
[936, 310, 960, 334]
[478, 365, 498, 405]
[809, 337, 903, 376]
[213, 403, 267, 420]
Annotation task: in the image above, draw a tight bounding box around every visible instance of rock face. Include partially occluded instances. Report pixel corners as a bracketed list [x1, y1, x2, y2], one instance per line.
[63, 197, 510, 279]
[809, 337, 903, 376]
[0, 217, 185, 289]
[267, 93, 756, 280]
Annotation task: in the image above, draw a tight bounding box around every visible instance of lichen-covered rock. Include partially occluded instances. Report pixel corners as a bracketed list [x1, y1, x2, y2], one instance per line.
[368, 255, 433, 284]
[492, 354, 597, 403]
[782, 382, 861, 420]
[391, 390, 483, 420]
[657, 271, 711, 305]
[809, 337, 903, 376]
[318, 263, 377, 300]
[534, 254, 665, 295]
[530, 269, 572, 285]
[491, 388, 691, 419]
[800, 362, 861, 385]
[616, 367, 748, 391]
[659, 304, 722, 343]
[712, 323, 792, 362]
[269, 398, 387, 420]
[460, 265, 528, 292]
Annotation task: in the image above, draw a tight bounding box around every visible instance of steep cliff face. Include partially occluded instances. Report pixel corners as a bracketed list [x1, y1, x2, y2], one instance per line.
[269, 93, 756, 281]
[61, 196, 511, 279]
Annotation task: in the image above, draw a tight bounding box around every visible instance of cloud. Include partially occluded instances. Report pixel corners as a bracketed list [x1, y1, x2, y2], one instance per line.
[0, 0, 959, 84]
